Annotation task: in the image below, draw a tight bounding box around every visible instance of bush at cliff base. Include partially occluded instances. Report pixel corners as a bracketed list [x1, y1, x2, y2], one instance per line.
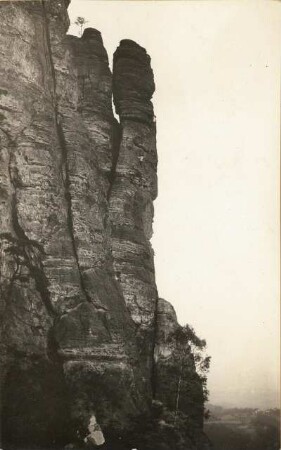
[104, 401, 206, 450]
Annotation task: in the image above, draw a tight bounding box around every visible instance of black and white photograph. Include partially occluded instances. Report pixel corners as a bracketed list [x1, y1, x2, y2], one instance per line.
[0, 1, 280, 449]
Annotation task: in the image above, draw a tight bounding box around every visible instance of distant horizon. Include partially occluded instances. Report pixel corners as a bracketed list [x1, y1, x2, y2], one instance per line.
[206, 389, 280, 410]
[68, 0, 280, 410]
[207, 403, 280, 411]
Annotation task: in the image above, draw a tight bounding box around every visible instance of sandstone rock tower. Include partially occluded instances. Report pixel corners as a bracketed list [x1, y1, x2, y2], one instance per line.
[0, 1, 209, 449]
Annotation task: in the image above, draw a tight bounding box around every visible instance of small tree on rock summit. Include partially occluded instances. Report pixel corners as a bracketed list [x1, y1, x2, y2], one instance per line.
[74, 17, 88, 37]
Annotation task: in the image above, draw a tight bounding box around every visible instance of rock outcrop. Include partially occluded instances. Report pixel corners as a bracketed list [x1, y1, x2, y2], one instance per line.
[0, 1, 210, 449]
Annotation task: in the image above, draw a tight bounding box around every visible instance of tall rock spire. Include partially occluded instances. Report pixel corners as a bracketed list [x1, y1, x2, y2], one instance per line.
[109, 39, 158, 377]
[0, 2, 209, 449]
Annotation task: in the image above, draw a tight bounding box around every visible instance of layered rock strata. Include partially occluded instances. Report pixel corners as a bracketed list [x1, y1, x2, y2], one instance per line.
[0, 1, 208, 449]
[110, 39, 158, 375]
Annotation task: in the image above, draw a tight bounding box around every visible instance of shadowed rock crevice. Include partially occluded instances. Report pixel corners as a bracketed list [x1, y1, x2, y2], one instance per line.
[151, 296, 159, 399]
[56, 120, 91, 303]
[41, 0, 91, 304]
[107, 118, 122, 201]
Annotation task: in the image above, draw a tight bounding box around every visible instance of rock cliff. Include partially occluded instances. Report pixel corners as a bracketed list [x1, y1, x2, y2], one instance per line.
[0, 1, 210, 449]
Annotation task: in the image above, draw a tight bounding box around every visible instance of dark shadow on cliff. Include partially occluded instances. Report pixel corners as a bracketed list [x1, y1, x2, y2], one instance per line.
[2, 356, 73, 449]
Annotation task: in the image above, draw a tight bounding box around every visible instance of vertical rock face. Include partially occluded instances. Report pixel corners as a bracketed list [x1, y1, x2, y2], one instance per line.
[0, 1, 209, 449]
[110, 40, 158, 375]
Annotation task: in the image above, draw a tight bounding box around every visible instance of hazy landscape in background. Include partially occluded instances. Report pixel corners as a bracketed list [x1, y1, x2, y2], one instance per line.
[68, 0, 280, 410]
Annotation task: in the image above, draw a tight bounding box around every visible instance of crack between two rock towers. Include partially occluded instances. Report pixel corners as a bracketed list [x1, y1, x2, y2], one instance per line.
[41, 0, 91, 304]
[107, 118, 122, 201]
[151, 295, 159, 400]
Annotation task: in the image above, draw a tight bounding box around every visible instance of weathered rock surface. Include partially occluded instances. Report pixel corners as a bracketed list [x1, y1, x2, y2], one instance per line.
[0, 1, 209, 449]
[110, 39, 158, 378]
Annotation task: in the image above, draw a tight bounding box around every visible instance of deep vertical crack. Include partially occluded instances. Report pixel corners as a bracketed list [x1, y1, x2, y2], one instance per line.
[41, 0, 90, 303]
[151, 296, 159, 399]
[107, 117, 122, 201]
[56, 121, 91, 302]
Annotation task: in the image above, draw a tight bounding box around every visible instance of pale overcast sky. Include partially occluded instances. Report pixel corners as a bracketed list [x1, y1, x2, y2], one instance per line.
[68, 0, 280, 409]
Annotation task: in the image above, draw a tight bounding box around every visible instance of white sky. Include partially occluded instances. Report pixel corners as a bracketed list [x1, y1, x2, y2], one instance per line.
[68, 0, 280, 409]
